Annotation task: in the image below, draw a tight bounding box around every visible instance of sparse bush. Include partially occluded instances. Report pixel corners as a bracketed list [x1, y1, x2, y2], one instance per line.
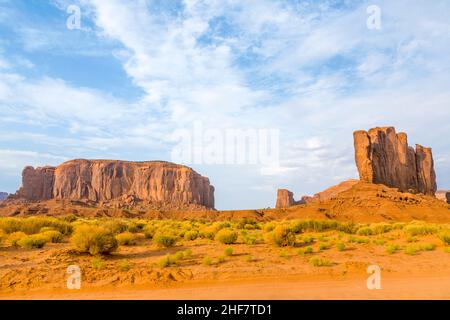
[183, 249, 193, 258]
[243, 235, 257, 245]
[71, 225, 118, 255]
[336, 242, 346, 251]
[357, 227, 373, 236]
[40, 230, 64, 243]
[215, 229, 238, 245]
[405, 245, 418, 255]
[115, 232, 138, 246]
[373, 239, 386, 246]
[406, 236, 418, 243]
[264, 223, 276, 233]
[184, 230, 198, 241]
[319, 242, 331, 251]
[0, 217, 72, 235]
[17, 234, 47, 249]
[279, 250, 288, 258]
[438, 230, 450, 245]
[404, 224, 437, 236]
[159, 254, 176, 268]
[117, 259, 131, 272]
[224, 247, 233, 256]
[104, 220, 129, 234]
[218, 254, 226, 263]
[385, 243, 400, 254]
[309, 257, 332, 267]
[265, 225, 295, 247]
[245, 255, 254, 262]
[143, 224, 157, 239]
[91, 257, 106, 270]
[153, 233, 177, 248]
[419, 243, 436, 251]
[203, 256, 213, 266]
[199, 226, 218, 240]
[8, 231, 27, 247]
[297, 246, 313, 256]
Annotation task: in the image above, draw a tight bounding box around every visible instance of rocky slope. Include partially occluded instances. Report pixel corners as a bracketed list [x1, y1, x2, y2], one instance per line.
[354, 127, 437, 195]
[10, 160, 215, 209]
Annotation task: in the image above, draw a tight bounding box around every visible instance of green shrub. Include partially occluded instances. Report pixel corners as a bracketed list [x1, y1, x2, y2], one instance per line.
[243, 235, 257, 245]
[309, 257, 332, 267]
[0, 217, 72, 235]
[183, 249, 193, 258]
[184, 230, 199, 241]
[318, 242, 331, 251]
[91, 257, 106, 270]
[143, 224, 157, 239]
[71, 225, 118, 255]
[40, 230, 64, 243]
[154, 233, 177, 248]
[203, 256, 213, 266]
[265, 225, 295, 247]
[8, 231, 27, 247]
[373, 239, 386, 246]
[117, 259, 131, 272]
[218, 254, 226, 263]
[115, 232, 138, 246]
[245, 255, 254, 262]
[199, 226, 218, 240]
[438, 230, 450, 245]
[406, 236, 418, 243]
[419, 243, 436, 251]
[224, 247, 233, 256]
[404, 224, 437, 236]
[104, 220, 129, 234]
[215, 229, 238, 244]
[385, 243, 400, 254]
[297, 246, 313, 255]
[357, 227, 372, 236]
[17, 234, 47, 249]
[159, 254, 177, 268]
[336, 242, 346, 251]
[404, 245, 418, 255]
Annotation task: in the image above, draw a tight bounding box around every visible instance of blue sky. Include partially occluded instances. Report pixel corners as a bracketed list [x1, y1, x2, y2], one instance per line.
[1, 0, 450, 209]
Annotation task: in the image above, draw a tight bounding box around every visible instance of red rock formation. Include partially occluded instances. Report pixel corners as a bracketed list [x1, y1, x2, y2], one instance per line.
[353, 127, 437, 195]
[16, 166, 55, 201]
[14, 160, 215, 209]
[275, 189, 295, 208]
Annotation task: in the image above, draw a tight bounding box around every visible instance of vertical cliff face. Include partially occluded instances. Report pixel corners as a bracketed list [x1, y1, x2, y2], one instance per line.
[275, 189, 294, 209]
[14, 160, 215, 209]
[17, 166, 55, 201]
[353, 127, 437, 195]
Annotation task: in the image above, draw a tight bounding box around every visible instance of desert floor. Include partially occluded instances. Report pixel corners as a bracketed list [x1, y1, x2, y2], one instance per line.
[1, 230, 449, 300]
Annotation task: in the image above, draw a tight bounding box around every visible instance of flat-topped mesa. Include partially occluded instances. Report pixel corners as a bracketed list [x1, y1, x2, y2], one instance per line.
[353, 127, 437, 196]
[14, 159, 215, 209]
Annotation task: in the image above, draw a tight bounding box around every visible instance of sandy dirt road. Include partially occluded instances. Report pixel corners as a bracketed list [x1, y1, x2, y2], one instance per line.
[2, 274, 450, 300]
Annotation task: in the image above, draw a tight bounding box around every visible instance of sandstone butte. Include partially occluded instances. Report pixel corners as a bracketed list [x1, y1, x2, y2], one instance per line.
[354, 126, 437, 196]
[10, 159, 215, 209]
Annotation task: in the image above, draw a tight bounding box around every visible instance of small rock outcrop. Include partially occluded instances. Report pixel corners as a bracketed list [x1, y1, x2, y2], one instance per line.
[354, 127, 437, 196]
[436, 190, 450, 204]
[13, 160, 215, 209]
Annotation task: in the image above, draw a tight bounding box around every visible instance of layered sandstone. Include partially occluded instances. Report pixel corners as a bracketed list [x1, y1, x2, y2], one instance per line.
[13, 160, 215, 209]
[275, 189, 295, 208]
[353, 127, 437, 195]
